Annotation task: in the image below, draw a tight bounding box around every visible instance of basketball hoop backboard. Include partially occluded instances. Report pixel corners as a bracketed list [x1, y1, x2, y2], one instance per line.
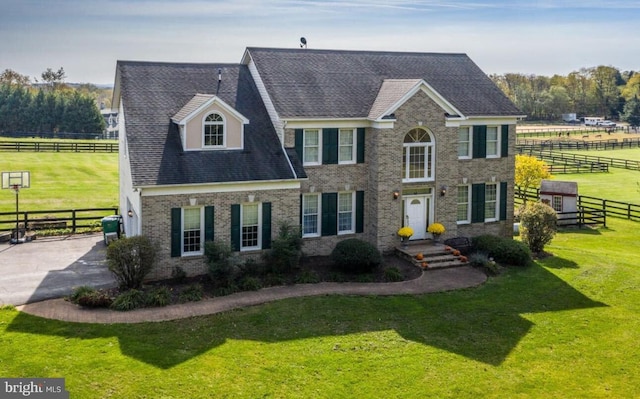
[1, 171, 30, 190]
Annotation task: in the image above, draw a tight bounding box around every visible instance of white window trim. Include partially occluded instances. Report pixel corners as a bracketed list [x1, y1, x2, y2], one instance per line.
[456, 185, 472, 224]
[181, 207, 204, 256]
[486, 126, 500, 158]
[484, 183, 499, 222]
[240, 202, 262, 251]
[338, 128, 357, 165]
[337, 191, 356, 235]
[303, 128, 321, 166]
[552, 195, 563, 212]
[402, 142, 435, 183]
[302, 193, 321, 238]
[202, 112, 226, 149]
[457, 126, 472, 160]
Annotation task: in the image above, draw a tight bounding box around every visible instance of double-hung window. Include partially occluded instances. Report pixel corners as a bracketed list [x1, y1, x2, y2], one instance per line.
[552, 196, 563, 212]
[457, 127, 471, 159]
[486, 126, 499, 157]
[303, 129, 321, 165]
[302, 194, 320, 237]
[457, 185, 471, 224]
[338, 128, 356, 164]
[338, 192, 355, 234]
[241, 203, 261, 250]
[484, 183, 498, 221]
[182, 207, 203, 255]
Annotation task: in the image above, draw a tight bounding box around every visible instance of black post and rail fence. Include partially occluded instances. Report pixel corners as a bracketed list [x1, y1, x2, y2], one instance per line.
[514, 186, 640, 226]
[0, 207, 119, 237]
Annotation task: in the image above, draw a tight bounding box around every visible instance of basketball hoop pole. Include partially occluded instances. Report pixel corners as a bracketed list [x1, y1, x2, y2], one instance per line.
[13, 184, 20, 241]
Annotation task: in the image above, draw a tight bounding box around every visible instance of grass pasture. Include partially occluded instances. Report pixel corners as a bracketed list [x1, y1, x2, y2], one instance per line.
[549, 147, 640, 204]
[0, 151, 118, 213]
[1, 218, 640, 397]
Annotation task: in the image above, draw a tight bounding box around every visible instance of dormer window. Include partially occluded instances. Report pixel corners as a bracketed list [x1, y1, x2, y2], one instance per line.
[204, 113, 225, 147]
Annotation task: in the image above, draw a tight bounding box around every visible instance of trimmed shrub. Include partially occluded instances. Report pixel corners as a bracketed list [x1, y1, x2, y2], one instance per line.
[106, 236, 156, 290]
[74, 289, 113, 308]
[144, 286, 171, 307]
[331, 238, 382, 273]
[295, 270, 320, 284]
[205, 240, 240, 288]
[179, 284, 203, 303]
[520, 201, 558, 253]
[238, 276, 262, 291]
[472, 235, 532, 267]
[263, 222, 303, 273]
[468, 252, 500, 276]
[111, 289, 146, 311]
[69, 286, 96, 303]
[383, 267, 403, 282]
[171, 266, 188, 284]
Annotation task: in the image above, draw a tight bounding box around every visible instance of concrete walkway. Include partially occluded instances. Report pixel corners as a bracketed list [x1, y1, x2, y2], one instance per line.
[17, 266, 487, 324]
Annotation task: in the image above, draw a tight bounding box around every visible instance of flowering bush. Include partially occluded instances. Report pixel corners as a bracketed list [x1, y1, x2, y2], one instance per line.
[397, 226, 414, 239]
[427, 222, 445, 235]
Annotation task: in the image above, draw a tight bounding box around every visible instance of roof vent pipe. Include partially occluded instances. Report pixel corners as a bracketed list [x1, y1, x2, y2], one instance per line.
[218, 68, 222, 83]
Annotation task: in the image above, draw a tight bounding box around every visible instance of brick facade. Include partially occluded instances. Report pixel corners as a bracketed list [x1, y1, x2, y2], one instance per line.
[141, 188, 299, 280]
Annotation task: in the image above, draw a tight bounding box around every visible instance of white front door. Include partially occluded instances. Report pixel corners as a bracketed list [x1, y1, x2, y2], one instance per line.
[404, 195, 431, 240]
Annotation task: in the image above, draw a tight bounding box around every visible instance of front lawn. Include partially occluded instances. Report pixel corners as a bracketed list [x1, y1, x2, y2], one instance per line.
[1, 218, 639, 398]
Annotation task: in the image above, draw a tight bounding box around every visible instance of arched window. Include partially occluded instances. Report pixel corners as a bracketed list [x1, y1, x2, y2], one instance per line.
[203, 113, 225, 147]
[402, 128, 434, 182]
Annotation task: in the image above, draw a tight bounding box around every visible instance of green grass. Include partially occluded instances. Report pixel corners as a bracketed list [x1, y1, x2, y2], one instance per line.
[0, 152, 118, 213]
[1, 217, 639, 398]
[548, 147, 640, 204]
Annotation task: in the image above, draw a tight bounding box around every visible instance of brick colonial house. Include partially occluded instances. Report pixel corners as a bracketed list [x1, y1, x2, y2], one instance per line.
[113, 47, 523, 279]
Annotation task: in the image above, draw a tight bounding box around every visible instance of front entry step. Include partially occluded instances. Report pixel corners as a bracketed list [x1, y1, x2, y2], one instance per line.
[395, 240, 468, 270]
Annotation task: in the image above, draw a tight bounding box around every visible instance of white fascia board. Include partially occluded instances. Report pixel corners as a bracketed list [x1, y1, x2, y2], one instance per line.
[376, 80, 463, 122]
[173, 96, 250, 126]
[138, 179, 302, 197]
[445, 115, 525, 127]
[284, 118, 369, 129]
[112, 66, 122, 110]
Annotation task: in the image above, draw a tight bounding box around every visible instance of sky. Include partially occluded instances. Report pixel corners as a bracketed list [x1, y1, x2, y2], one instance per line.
[1, 0, 639, 85]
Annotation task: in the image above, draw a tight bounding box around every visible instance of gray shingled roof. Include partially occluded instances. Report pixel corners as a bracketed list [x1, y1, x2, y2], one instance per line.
[116, 61, 299, 187]
[368, 79, 422, 120]
[246, 47, 521, 119]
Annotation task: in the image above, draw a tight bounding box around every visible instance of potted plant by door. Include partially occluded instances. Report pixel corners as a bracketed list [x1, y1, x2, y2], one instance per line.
[397, 226, 414, 248]
[427, 222, 445, 243]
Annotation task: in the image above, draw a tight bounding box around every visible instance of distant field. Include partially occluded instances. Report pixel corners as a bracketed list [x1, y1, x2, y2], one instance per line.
[545, 147, 640, 204]
[0, 152, 118, 214]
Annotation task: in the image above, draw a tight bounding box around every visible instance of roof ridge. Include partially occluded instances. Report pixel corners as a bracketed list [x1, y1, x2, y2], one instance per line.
[246, 47, 468, 57]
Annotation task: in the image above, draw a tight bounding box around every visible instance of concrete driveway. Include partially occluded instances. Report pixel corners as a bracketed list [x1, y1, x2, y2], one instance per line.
[0, 233, 116, 306]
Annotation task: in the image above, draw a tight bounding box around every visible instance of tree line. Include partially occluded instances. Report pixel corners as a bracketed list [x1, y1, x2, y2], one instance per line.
[0, 68, 107, 135]
[490, 66, 640, 126]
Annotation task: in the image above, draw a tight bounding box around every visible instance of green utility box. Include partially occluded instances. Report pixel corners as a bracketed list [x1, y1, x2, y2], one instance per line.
[101, 215, 121, 245]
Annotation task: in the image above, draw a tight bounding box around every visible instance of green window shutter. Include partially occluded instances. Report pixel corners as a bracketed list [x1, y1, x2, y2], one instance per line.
[356, 128, 365, 163]
[471, 183, 486, 223]
[262, 202, 272, 250]
[204, 206, 215, 242]
[321, 192, 337, 236]
[322, 128, 338, 164]
[230, 204, 240, 251]
[472, 125, 487, 159]
[170, 208, 181, 257]
[355, 191, 364, 233]
[294, 129, 303, 161]
[499, 182, 508, 221]
[501, 125, 509, 158]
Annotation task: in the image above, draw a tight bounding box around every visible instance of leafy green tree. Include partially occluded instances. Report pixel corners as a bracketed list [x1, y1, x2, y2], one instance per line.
[622, 96, 640, 129]
[520, 201, 558, 254]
